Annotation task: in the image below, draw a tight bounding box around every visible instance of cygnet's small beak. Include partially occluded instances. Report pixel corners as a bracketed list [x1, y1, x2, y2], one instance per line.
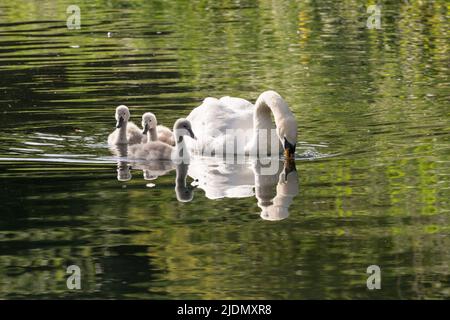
[283, 137, 296, 160]
[116, 116, 124, 129]
[188, 128, 196, 140]
[142, 123, 149, 134]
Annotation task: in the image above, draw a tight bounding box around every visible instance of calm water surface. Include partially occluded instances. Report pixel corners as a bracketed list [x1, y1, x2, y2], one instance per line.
[0, 0, 449, 299]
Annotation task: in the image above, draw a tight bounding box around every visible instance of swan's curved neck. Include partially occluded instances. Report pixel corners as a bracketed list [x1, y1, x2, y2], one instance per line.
[117, 122, 128, 144]
[147, 127, 158, 142]
[253, 91, 293, 131]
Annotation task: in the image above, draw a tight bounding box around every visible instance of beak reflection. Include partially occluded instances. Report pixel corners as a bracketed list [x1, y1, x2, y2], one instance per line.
[283, 137, 296, 159]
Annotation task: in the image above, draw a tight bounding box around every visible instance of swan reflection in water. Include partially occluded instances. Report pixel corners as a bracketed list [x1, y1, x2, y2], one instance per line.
[109, 146, 298, 220]
[255, 160, 298, 221]
[188, 157, 298, 221]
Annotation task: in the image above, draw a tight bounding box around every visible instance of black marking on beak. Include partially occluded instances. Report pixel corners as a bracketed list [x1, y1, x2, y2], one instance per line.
[284, 137, 296, 159]
[116, 116, 124, 129]
[142, 123, 149, 134]
[188, 128, 196, 140]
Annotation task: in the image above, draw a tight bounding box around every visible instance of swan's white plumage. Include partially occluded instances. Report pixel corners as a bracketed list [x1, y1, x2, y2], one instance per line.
[186, 97, 254, 155]
[186, 90, 296, 156]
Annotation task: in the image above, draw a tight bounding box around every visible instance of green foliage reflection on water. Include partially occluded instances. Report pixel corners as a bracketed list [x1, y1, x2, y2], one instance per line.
[0, 0, 448, 299]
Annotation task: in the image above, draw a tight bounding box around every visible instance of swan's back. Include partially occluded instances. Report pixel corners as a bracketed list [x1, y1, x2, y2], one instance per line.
[219, 96, 253, 111]
[186, 97, 254, 155]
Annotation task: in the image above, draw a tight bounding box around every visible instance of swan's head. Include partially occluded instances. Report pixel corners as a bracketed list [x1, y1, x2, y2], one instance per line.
[174, 118, 196, 141]
[115, 105, 130, 128]
[141, 112, 157, 134]
[278, 117, 297, 159]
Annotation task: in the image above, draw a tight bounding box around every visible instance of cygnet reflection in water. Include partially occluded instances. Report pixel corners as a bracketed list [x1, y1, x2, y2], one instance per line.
[132, 162, 196, 202]
[175, 163, 196, 202]
[108, 144, 297, 214]
[109, 144, 132, 182]
[133, 160, 175, 181]
[110, 144, 176, 183]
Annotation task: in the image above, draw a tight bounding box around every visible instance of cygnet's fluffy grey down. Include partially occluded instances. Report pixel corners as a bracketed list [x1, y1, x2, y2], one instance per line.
[107, 105, 145, 145]
[129, 118, 195, 161]
[155, 126, 175, 146]
[130, 140, 173, 160]
[140, 112, 175, 146]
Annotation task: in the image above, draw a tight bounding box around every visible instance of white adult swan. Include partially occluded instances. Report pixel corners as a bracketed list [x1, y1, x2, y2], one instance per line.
[186, 90, 298, 158]
[129, 118, 196, 162]
[107, 105, 144, 145]
[140, 112, 175, 146]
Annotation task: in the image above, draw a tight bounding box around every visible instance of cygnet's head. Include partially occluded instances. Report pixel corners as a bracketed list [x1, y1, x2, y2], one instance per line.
[115, 105, 130, 128]
[141, 112, 157, 134]
[173, 118, 196, 141]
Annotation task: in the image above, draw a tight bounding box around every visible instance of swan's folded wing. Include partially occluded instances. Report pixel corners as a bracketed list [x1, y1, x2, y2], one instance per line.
[186, 97, 254, 155]
[219, 96, 254, 111]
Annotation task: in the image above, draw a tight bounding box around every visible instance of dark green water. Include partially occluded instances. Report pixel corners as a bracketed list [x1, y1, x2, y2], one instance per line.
[0, 0, 449, 299]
